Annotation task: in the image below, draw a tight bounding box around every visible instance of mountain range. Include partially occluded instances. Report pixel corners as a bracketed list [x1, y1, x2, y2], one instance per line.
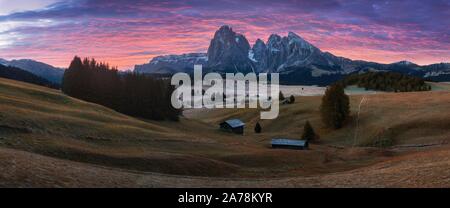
[0, 64, 59, 88]
[134, 25, 450, 85]
[0, 58, 64, 84]
[1, 25, 449, 86]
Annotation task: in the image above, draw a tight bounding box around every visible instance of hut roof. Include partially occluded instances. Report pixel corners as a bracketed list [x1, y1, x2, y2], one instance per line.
[271, 138, 308, 147]
[222, 119, 245, 128]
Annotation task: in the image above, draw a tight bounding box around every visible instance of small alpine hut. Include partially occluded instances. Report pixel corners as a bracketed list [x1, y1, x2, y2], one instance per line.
[220, 119, 245, 135]
[271, 138, 309, 150]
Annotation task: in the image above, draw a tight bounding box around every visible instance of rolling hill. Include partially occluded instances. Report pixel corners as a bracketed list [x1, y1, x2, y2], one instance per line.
[0, 77, 449, 187]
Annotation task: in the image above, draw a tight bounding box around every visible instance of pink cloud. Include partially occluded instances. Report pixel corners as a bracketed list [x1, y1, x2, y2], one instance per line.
[0, 0, 448, 69]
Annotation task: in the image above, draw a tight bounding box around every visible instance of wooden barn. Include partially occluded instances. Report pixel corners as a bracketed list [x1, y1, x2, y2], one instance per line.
[220, 119, 245, 135]
[271, 138, 309, 150]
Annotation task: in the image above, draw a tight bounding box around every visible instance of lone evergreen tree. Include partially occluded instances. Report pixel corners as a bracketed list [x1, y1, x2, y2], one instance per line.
[279, 91, 285, 101]
[320, 84, 350, 129]
[302, 121, 316, 141]
[254, 122, 262, 133]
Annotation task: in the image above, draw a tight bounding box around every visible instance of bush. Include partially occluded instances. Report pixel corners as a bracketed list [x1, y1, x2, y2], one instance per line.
[289, 95, 295, 104]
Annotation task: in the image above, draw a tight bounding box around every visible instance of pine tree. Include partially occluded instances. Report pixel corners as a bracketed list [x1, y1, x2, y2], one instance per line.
[62, 56, 83, 96]
[61, 56, 180, 121]
[254, 122, 262, 133]
[320, 84, 350, 129]
[302, 121, 316, 141]
[165, 84, 181, 121]
[279, 91, 285, 101]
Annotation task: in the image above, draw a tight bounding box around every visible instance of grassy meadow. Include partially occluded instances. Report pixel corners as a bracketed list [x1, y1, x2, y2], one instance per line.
[1, 77, 450, 187]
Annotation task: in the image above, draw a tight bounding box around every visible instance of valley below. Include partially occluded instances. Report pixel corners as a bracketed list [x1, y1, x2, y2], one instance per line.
[1, 77, 450, 187]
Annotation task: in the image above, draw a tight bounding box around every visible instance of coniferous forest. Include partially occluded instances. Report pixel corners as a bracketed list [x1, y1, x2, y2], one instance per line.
[62, 56, 180, 121]
[338, 71, 431, 92]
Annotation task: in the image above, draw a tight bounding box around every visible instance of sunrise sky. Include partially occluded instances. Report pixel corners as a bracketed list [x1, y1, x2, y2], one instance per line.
[0, 0, 449, 70]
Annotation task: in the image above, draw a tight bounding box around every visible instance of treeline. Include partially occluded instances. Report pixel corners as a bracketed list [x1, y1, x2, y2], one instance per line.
[62, 56, 180, 121]
[0, 64, 60, 89]
[338, 72, 431, 92]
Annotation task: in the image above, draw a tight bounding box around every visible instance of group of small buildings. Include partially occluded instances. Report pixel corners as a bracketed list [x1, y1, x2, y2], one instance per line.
[219, 119, 309, 150]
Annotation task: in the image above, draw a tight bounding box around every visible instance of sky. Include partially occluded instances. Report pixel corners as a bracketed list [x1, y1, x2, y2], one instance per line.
[0, 0, 449, 70]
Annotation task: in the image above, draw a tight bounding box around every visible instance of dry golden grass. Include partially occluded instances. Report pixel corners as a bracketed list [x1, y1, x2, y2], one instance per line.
[188, 90, 450, 147]
[1, 77, 450, 187]
[1, 145, 449, 187]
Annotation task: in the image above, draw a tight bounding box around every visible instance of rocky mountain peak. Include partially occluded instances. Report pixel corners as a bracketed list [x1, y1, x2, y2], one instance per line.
[251, 39, 267, 63]
[287, 31, 299, 38]
[268, 34, 282, 41]
[287, 31, 314, 51]
[217, 25, 232, 33]
[134, 53, 207, 74]
[392, 60, 417, 66]
[267, 34, 283, 46]
[254, 39, 265, 47]
[207, 25, 253, 72]
[133, 25, 450, 84]
[287, 31, 307, 42]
